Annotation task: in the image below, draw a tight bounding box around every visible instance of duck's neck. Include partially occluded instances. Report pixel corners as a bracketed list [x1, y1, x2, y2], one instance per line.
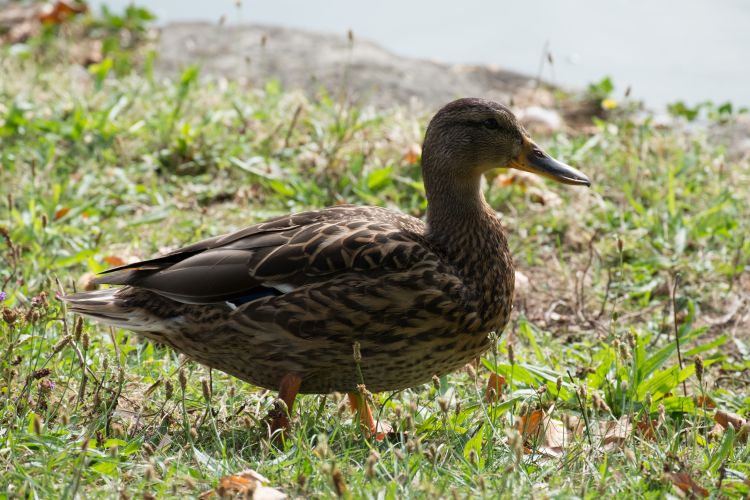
[426, 172, 483, 220]
[423, 159, 514, 328]
[425, 164, 511, 282]
[424, 164, 499, 254]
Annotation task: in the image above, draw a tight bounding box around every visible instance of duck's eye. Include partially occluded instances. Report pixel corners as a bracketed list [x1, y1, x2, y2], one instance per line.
[482, 118, 500, 130]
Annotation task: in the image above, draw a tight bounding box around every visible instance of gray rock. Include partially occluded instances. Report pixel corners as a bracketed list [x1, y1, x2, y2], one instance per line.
[157, 22, 550, 109]
[711, 114, 750, 161]
[516, 106, 563, 132]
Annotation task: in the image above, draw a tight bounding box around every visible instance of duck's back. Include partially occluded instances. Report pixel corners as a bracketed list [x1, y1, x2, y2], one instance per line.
[64, 205, 510, 393]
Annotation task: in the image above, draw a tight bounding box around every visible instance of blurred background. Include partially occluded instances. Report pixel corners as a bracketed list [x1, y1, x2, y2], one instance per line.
[90, 0, 750, 108]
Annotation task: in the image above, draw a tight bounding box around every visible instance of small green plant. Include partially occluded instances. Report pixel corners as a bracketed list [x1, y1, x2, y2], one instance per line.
[587, 76, 615, 100]
[667, 99, 748, 122]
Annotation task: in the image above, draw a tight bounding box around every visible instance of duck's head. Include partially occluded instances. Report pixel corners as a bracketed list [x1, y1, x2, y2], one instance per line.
[422, 98, 590, 188]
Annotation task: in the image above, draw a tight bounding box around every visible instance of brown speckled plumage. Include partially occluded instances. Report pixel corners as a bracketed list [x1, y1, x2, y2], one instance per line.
[64, 98, 589, 400]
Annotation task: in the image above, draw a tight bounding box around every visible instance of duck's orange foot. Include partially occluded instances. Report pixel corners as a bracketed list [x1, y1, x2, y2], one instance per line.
[268, 400, 291, 437]
[267, 374, 302, 441]
[347, 392, 393, 441]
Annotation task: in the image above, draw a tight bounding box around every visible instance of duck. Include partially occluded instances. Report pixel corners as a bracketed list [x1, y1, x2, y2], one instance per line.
[64, 98, 590, 436]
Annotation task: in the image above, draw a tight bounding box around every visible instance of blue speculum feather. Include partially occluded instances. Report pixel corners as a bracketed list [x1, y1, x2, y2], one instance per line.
[227, 287, 283, 306]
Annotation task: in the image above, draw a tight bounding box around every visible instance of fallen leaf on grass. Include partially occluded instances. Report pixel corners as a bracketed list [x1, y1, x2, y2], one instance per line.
[601, 416, 632, 451]
[515, 406, 572, 457]
[371, 420, 395, 442]
[403, 143, 421, 165]
[200, 469, 286, 499]
[635, 414, 661, 441]
[665, 471, 709, 498]
[38, 0, 87, 25]
[515, 408, 544, 438]
[561, 414, 585, 437]
[558, 413, 641, 451]
[1, 1, 87, 44]
[485, 373, 505, 403]
[708, 422, 725, 441]
[714, 410, 746, 430]
[694, 394, 716, 409]
[54, 207, 70, 220]
[103, 255, 125, 267]
[714, 410, 749, 442]
[536, 418, 568, 457]
[496, 175, 514, 187]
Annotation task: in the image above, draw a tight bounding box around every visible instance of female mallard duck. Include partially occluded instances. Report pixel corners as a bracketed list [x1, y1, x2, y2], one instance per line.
[64, 98, 589, 435]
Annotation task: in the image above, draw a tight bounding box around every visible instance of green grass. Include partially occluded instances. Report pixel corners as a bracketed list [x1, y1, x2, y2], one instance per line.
[2, 12, 750, 498]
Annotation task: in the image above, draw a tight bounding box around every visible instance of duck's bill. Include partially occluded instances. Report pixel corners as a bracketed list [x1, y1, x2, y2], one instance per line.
[510, 141, 591, 187]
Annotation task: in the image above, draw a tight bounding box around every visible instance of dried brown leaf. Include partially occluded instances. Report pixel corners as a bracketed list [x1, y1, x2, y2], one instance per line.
[539, 418, 568, 456]
[714, 410, 747, 430]
[635, 414, 660, 441]
[515, 407, 573, 456]
[665, 471, 709, 498]
[708, 422, 724, 441]
[371, 420, 394, 442]
[403, 143, 421, 165]
[103, 255, 125, 267]
[497, 175, 515, 187]
[515, 408, 544, 440]
[54, 207, 70, 220]
[561, 414, 585, 437]
[38, 1, 87, 26]
[601, 416, 632, 451]
[204, 469, 286, 499]
[694, 394, 716, 409]
[485, 373, 505, 403]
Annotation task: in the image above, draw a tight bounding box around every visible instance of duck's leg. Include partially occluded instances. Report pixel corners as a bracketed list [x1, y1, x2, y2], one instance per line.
[270, 373, 302, 435]
[347, 392, 376, 436]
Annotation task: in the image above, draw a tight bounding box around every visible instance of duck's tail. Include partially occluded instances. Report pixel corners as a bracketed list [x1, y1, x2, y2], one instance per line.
[62, 288, 162, 332]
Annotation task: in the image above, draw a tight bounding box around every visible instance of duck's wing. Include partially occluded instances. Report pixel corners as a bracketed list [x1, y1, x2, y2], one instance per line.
[92, 206, 433, 305]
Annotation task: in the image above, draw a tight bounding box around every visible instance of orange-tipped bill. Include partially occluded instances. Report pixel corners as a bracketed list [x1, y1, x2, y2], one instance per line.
[510, 139, 590, 186]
